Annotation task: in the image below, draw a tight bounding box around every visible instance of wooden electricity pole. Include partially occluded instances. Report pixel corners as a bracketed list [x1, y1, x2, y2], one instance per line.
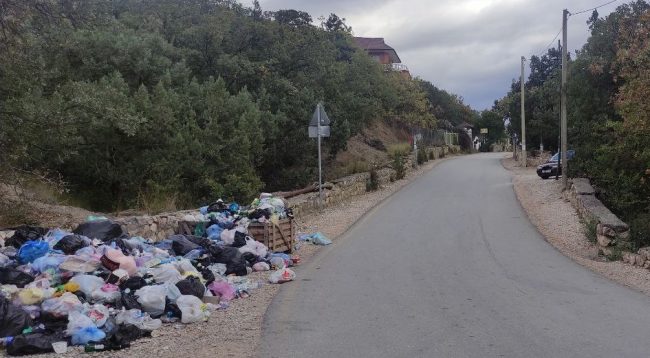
[521, 56, 526, 167]
[561, 9, 569, 189]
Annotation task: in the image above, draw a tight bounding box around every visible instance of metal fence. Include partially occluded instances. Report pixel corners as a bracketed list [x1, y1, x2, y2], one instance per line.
[417, 129, 458, 146]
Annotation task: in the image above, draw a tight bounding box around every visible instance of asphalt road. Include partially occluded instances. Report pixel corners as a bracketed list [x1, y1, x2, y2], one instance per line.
[259, 153, 650, 358]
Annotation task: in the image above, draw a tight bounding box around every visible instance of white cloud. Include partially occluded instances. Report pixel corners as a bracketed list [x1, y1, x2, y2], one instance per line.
[258, 0, 620, 109]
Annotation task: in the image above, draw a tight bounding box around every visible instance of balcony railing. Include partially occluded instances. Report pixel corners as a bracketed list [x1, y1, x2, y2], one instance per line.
[386, 63, 409, 72]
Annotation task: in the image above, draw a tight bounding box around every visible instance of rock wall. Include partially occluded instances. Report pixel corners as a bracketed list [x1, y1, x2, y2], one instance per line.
[565, 178, 631, 255]
[288, 145, 456, 217]
[0, 146, 459, 243]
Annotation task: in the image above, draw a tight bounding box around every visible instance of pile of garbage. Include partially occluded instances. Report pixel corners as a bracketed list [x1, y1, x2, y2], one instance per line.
[0, 195, 300, 355]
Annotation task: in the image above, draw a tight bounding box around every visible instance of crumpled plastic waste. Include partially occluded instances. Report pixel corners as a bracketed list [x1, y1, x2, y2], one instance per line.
[115, 309, 162, 331]
[70, 274, 104, 296]
[208, 280, 236, 301]
[18, 240, 49, 264]
[176, 295, 210, 324]
[299, 232, 332, 245]
[269, 268, 296, 284]
[41, 292, 82, 317]
[67, 311, 106, 345]
[252, 262, 270, 271]
[0, 193, 302, 351]
[135, 285, 167, 317]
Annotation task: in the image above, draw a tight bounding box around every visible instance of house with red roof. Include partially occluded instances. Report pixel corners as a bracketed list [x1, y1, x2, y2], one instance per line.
[353, 37, 410, 77]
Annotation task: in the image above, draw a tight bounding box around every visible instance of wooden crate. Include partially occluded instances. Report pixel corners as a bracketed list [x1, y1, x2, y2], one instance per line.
[175, 219, 295, 253]
[248, 219, 295, 253]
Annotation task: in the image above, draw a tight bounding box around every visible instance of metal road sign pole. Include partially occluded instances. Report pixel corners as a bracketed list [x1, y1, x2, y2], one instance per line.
[317, 103, 323, 208]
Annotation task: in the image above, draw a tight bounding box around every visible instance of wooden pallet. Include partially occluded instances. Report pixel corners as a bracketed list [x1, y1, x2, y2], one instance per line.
[247, 219, 295, 253]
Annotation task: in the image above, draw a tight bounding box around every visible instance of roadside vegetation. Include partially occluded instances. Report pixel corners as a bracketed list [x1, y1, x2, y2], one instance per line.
[0, 0, 444, 213]
[494, 1, 650, 247]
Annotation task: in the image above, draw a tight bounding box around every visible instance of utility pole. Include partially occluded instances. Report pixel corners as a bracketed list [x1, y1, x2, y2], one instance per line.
[556, 39, 561, 181]
[520, 56, 527, 167]
[561, 9, 569, 189]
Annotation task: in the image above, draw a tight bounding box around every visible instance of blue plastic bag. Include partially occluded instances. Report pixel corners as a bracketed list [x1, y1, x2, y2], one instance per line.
[309, 232, 332, 245]
[206, 225, 223, 240]
[32, 255, 66, 273]
[18, 241, 49, 264]
[71, 326, 106, 345]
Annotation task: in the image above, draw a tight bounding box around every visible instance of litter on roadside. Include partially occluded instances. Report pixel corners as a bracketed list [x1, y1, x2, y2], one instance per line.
[0, 193, 303, 355]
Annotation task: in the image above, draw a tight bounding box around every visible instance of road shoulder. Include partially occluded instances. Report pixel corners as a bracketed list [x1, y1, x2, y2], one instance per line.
[502, 154, 650, 296]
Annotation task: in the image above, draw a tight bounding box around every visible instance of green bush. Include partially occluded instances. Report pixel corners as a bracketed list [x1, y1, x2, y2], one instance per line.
[417, 146, 428, 165]
[392, 154, 406, 180]
[584, 220, 598, 244]
[366, 167, 379, 191]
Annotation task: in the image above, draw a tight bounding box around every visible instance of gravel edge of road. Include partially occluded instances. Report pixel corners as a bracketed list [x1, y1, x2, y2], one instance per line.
[501, 154, 650, 298]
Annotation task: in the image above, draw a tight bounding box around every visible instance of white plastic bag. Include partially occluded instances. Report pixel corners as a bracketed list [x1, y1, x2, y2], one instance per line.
[164, 283, 182, 302]
[69, 275, 104, 296]
[135, 285, 166, 316]
[66, 311, 95, 336]
[239, 237, 268, 258]
[91, 287, 121, 303]
[82, 304, 109, 327]
[176, 295, 209, 324]
[252, 262, 270, 272]
[150, 264, 182, 284]
[41, 292, 83, 317]
[269, 268, 296, 284]
[174, 259, 199, 275]
[115, 309, 162, 331]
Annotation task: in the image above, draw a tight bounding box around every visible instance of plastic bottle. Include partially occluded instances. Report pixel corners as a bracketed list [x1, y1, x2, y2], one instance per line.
[84, 344, 106, 352]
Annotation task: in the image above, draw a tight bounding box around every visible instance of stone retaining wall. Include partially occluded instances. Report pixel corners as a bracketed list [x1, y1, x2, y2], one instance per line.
[565, 178, 631, 255]
[288, 145, 457, 217]
[0, 146, 459, 243]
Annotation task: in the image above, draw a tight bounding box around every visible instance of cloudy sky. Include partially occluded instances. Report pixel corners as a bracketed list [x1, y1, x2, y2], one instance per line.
[257, 0, 620, 110]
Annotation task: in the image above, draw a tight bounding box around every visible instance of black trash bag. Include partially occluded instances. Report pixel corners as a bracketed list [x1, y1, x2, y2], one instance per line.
[119, 276, 147, 291]
[232, 231, 247, 248]
[175, 276, 205, 298]
[38, 312, 69, 333]
[164, 299, 182, 318]
[241, 252, 257, 266]
[211, 246, 240, 264]
[0, 297, 33, 337]
[52, 234, 88, 254]
[185, 235, 211, 248]
[0, 267, 34, 288]
[105, 234, 132, 254]
[72, 220, 124, 242]
[200, 267, 215, 285]
[5, 226, 47, 249]
[248, 208, 272, 221]
[169, 235, 200, 256]
[109, 324, 148, 349]
[121, 292, 142, 311]
[6, 331, 65, 356]
[207, 201, 228, 213]
[226, 260, 248, 276]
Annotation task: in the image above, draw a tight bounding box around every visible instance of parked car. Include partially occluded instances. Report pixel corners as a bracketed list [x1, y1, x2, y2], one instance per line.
[536, 150, 575, 179]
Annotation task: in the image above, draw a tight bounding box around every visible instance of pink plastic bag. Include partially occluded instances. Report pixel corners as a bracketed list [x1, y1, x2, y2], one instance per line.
[208, 281, 236, 301]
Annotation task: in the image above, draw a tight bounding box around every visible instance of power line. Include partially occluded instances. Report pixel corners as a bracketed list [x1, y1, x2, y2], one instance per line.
[532, 27, 562, 58]
[569, 0, 618, 16]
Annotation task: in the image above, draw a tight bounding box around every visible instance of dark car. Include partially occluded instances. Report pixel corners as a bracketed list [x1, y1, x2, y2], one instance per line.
[536, 150, 575, 179]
